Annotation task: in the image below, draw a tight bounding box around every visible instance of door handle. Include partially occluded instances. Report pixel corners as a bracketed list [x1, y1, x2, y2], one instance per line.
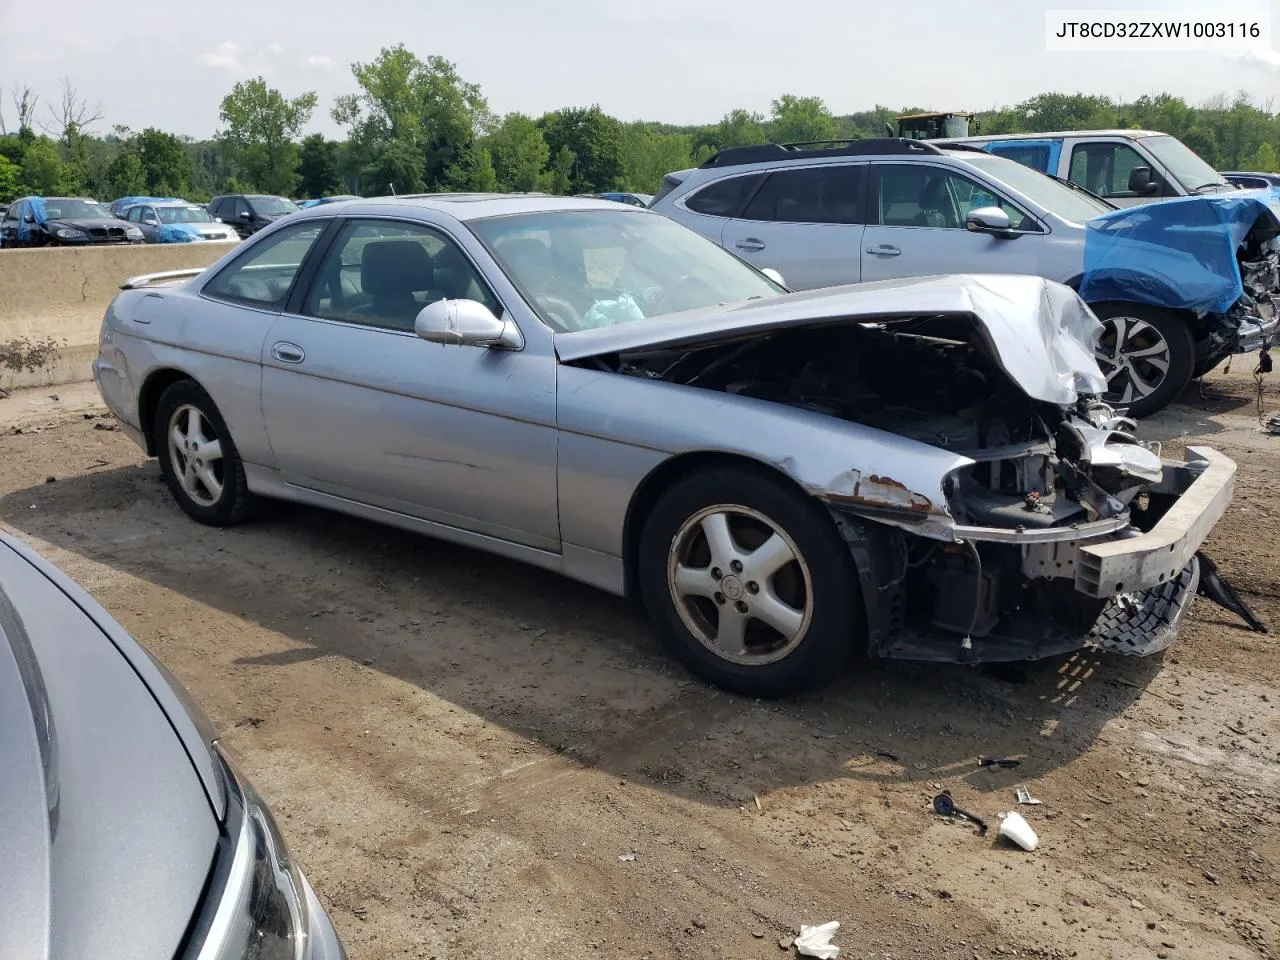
[271, 341, 305, 364]
[865, 244, 902, 257]
[735, 238, 766, 252]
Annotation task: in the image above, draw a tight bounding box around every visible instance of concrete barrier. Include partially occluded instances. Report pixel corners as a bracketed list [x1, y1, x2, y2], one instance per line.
[0, 241, 237, 390]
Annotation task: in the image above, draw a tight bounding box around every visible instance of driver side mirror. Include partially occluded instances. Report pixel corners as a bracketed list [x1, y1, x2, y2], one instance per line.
[23, 214, 36, 224]
[144, 218, 158, 226]
[1127, 166, 1160, 195]
[415, 298, 523, 350]
[239, 210, 251, 219]
[965, 206, 1017, 239]
[760, 267, 787, 288]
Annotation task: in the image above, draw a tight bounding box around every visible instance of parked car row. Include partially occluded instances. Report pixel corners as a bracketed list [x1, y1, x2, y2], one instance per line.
[651, 137, 1279, 417]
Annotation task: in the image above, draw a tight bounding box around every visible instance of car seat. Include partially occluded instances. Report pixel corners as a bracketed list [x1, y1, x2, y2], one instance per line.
[351, 240, 438, 330]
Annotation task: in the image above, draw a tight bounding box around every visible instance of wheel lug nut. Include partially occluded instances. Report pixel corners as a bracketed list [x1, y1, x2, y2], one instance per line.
[730, 560, 743, 573]
[747, 581, 759, 594]
[714, 592, 725, 605]
[711, 567, 722, 580]
[735, 600, 748, 614]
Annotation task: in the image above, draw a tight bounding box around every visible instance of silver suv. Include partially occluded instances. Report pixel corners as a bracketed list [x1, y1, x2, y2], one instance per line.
[651, 139, 1277, 416]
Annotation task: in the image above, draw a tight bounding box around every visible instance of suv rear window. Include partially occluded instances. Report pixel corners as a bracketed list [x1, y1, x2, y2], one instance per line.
[684, 174, 763, 217]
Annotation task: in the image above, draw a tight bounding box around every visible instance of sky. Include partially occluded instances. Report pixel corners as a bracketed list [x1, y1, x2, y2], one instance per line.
[2, 0, 1279, 139]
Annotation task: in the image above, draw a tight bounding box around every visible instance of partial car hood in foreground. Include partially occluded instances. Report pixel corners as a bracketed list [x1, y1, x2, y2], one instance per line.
[556, 274, 1108, 406]
[0, 536, 217, 960]
[1079, 189, 1280, 315]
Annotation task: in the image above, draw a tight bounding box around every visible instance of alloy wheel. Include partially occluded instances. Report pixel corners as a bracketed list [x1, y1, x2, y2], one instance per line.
[1096, 315, 1172, 405]
[666, 504, 813, 665]
[167, 404, 225, 507]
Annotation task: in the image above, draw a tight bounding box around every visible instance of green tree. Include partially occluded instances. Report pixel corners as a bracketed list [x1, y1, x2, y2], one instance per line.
[1249, 141, 1279, 172]
[620, 123, 692, 193]
[544, 145, 576, 195]
[332, 45, 489, 193]
[716, 108, 767, 148]
[134, 128, 192, 195]
[768, 95, 836, 144]
[297, 133, 339, 197]
[486, 112, 550, 192]
[537, 106, 624, 193]
[104, 149, 146, 197]
[0, 154, 21, 201]
[218, 77, 316, 195]
[18, 136, 75, 194]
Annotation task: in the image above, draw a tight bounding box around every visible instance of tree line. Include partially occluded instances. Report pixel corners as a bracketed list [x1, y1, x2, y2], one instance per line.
[3, 50, 1280, 205]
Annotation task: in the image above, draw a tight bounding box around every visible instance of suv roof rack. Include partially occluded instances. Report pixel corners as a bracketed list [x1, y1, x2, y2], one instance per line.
[699, 137, 944, 169]
[937, 142, 989, 154]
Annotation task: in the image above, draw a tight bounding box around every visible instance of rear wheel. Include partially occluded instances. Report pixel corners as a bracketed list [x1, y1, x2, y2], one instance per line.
[1089, 302, 1194, 418]
[638, 467, 862, 697]
[153, 380, 256, 526]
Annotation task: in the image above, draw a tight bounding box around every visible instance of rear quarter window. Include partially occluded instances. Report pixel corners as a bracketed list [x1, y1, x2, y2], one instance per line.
[684, 174, 764, 217]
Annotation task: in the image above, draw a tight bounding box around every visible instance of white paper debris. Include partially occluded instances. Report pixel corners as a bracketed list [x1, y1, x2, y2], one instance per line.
[617, 852, 635, 862]
[795, 920, 840, 959]
[1015, 786, 1043, 805]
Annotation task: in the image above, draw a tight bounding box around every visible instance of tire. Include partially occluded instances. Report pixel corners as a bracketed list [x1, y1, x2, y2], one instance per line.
[153, 380, 256, 526]
[637, 467, 862, 697]
[1088, 302, 1195, 418]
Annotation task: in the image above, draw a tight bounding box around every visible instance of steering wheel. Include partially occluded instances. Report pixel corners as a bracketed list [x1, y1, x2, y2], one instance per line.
[667, 273, 712, 312]
[536, 293, 582, 330]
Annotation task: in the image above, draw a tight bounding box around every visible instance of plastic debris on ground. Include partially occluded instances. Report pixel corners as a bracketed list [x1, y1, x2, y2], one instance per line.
[1015, 786, 1043, 805]
[617, 852, 635, 862]
[794, 921, 840, 959]
[998, 811, 1039, 851]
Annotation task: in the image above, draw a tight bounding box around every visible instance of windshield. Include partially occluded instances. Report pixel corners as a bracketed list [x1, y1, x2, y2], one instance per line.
[43, 199, 111, 220]
[157, 205, 214, 224]
[250, 196, 300, 216]
[959, 154, 1112, 222]
[1141, 135, 1228, 192]
[470, 210, 785, 332]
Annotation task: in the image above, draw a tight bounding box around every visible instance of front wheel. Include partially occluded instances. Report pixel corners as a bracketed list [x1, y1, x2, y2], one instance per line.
[638, 468, 862, 697]
[1089, 302, 1194, 418]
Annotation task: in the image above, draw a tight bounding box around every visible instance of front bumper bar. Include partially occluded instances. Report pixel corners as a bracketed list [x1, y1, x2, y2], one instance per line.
[1075, 446, 1235, 598]
[1236, 310, 1278, 353]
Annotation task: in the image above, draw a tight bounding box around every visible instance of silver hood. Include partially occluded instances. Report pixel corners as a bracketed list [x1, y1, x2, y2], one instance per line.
[555, 274, 1109, 406]
[0, 534, 218, 960]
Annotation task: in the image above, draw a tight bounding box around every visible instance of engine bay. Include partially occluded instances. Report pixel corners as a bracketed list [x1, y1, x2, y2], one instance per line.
[587, 316, 1162, 531]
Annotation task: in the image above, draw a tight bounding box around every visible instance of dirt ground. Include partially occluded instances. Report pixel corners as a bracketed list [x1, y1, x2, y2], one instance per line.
[2, 368, 1278, 960]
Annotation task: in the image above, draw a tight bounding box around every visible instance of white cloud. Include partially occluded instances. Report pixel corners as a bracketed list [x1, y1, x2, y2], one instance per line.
[1235, 48, 1280, 71]
[202, 40, 242, 72]
[266, 41, 285, 55]
[305, 54, 334, 70]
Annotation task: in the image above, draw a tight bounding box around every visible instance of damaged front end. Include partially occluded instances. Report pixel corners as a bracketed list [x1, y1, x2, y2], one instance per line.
[577, 278, 1259, 663]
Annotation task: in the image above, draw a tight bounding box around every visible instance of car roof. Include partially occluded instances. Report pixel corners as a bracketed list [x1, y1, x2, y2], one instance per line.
[939, 129, 1164, 143]
[287, 193, 637, 223]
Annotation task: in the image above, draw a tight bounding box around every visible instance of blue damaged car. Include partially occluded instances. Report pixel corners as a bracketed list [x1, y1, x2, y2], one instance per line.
[117, 200, 241, 244]
[1, 196, 145, 248]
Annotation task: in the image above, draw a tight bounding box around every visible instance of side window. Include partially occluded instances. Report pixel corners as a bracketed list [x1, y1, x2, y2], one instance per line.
[3, 203, 17, 223]
[232, 198, 251, 219]
[301, 219, 499, 332]
[741, 165, 865, 224]
[988, 143, 1053, 173]
[1068, 142, 1151, 198]
[209, 199, 225, 218]
[684, 174, 763, 217]
[203, 221, 325, 309]
[875, 165, 1033, 230]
